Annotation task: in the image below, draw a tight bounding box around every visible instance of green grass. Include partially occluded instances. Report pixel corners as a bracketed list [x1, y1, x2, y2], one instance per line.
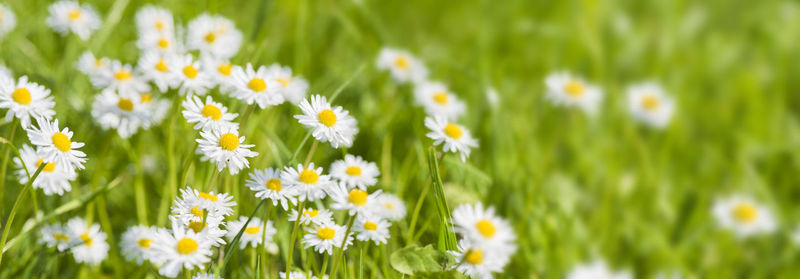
[2, 0, 800, 278]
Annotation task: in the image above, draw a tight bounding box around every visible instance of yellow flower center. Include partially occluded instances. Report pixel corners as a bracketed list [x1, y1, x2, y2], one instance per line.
[299, 169, 319, 184]
[303, 209, 319, 217]
[114, 70, 132, 81]
[641, 94, 660, 111]
[345, 166, 362, 176]
[248, 78, 267, 92]
[51, 132, 72, 152]
[465, 249, 483, 265]
[80, 232, 93, 246]
[35, 158, 57, 172]
[733, 203, 758, 223]
[117, 98, 134, 112]
[198, 192, 219, 202]
[176, 237, 199, 254]
[94, 59, 104, 67]
[157, 38, 169, 49]
[266, 178, 282, 191]
[363, 221, 377, 231]
[155, 59, 169, 72]
[204, 32, 216, 43]
[188, 221, 204, 233]
[53, 233, 69, 242]
[317, 109, 337, 127]
[443, 123, 463, 139]
[394, 56, 409, 70]
[317, 227, 335, 240]
[564, 80, 585, 97]
[385, 202, 394, 209]
[245, 226, 260, 234]
[475, 219, 496, 238]
[432, 92, 449, 105]
[201, 104, 223, 120]
[154, 21, 164, 30]
[276, 77, 291, 88]
[191, 206, 204, 218]
[137, 238, 152, 248]
[218, 133, 240, 151]
[140, 93, 153, 103]
[217, 63, 232, 76]
[68, 9, 82, 20]
[183, 65, 198, 79]
[11, 88, 31, 105]
[348, 189, 368, 206]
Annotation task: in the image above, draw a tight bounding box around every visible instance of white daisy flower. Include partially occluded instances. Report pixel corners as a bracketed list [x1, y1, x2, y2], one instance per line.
[46, 0, 101, 40]
[452, 203, 517, 257]
[544, 72, 603, 115]
[137, 51, 180, 92]
[376, 48, 428, 84]
[120, 225, 158, 265]
[280, 272, 318, 279]
[181, 95, 238, 131]
[196, 127, 258, 175]
[566, 260, 633, 279]
[712, 195, 777, 238]
[175, 54, 214, 96]
[413, 81, 466, 120]
[287, 207, 334, 226]
[26, 117, 87, 170]
[330, 154, 380, 190]
[13, 144, 76, 196]
[245, 168, 296, 210]
[0, 64, 11, 80]
[171, 187, 236, 225]
[137, 27, 182, 54]
[91, 60, 149, 94]
[39, 223, 71, 251]
[201, 56, 235, 92]
[225, 216, 277, 249]
[229, 63, 284, 108]
[626, 82, 675, 128]
[329, 184, 382, 217]
[294, 95, 358, 149]
[281, 163, 335, 202]
[302, 221, 352, 255]
[150, 220, 214, 278]
[65, 217, 109, 265]
[138, 91, 171, 126]
[354, 215, 391, 245]
[450, 240, 506, 279]
[134, 5, 174, 35]
[0, 76, 56, 127]
[172, 214, 228, 247]
[91, 89, 153, 138]
[424, 116, 478, 162]
[76, 51, 110, 78]
[265, 64, 308, 104]
[0, 4, 16, 39]
[186, 13, 243, 59]
[373, 193, 407, 221]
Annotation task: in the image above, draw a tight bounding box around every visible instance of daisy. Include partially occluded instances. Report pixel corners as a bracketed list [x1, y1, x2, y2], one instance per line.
[712, 195, 777, 238]
[225, 216, 277, 249]
[0, 4, 17, 39]
[120, 225, 159, 265]
[424, 116, 478, 162]
[354, 216, 391, 245]
[450, 240, 505, 279]
[196, 127, 258, 175]
[302, 221, 352, 255]
[330, 154, 380, 190]
[451, 202, 517, 255]
[92, 60, 149, 93]
[174, 214, 228, 247]
[137, 29, 182, 54]
[626, 82, 675, 128]
[373, 193, 407, 221]
[0, 75, 56, 127]
[413, 81, 466, 120]
[201, 56, 235, 92]
[294, 95, 358, 149]
[281, 163, 335, 202]
[0, 64, 10, 80]
[544, 72, 603, 115]
[13, 144, 76, 196]
[46, 1, 101, 40]
[139, 91, 171, 126]
[229, 63, 284, 108]
[181, 95, 238, 131]
[91, 89, 151, 138]
[150, 220, 214, 278]
[329, 184, 382, 217]
[287, 207, 334, 226]
[171, 187, 236, 225]
[138, 51, 180, 92]
[76, 51, 110, 78]
[175, 54, 214, 96]
[39, 223, 71, 251]
[26, 117, 87, 170]
[65, 217, 109, 265]
[265, 63, 309, 104]
[186, 13, 243, 59]
[134, 5, 174, 35]
[245, 168, 296, 210]
[566, 260, 633, 279]
[375, 48, 428, 84]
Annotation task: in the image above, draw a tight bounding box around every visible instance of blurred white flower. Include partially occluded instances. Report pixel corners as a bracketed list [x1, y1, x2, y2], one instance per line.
[413, 81, 466, 120]
[544, 72, 603, 115]
[712, 195, 776, 238]
[424, 116, 478, 162]
[329, 154, 380, 190]
[626, 82, 675, 128]
[46, 0, 101, 40]
[376, 48, 428, 84]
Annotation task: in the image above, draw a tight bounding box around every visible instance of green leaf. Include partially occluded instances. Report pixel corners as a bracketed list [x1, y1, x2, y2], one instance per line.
[389, 244, 456, 275]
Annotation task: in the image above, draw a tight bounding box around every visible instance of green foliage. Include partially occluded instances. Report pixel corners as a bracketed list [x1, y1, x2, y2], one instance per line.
[389, 244, 456, 275]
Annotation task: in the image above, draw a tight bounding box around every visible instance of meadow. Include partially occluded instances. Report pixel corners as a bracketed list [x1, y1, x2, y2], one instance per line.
[0, 0, 799, 278]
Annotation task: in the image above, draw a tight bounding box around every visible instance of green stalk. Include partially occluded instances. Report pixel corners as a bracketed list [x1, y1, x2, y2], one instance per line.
[0, 163, 45, 267]
[329, 216, 355, 279]
[319, 253, 329, 276]
[205, 169, 221, 192]
[258, 203, 273, 277]
[426, 148, 457, 251]
[218, 199, 266, 275]
[285, 200, 306, 276]
[406, 177, 431, 243]
[0, 118, 19, 211]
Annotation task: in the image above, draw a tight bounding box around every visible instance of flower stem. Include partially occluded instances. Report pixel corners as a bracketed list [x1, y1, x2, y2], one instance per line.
[0, 163, 45, 267]
[205, 168, 221, 192]
[0, 118, 19, 212]
[258, 203, 272, 277]
[303, 140, 319, 168]
[285, 200, 306, 276]
[329, 216, 355, 279]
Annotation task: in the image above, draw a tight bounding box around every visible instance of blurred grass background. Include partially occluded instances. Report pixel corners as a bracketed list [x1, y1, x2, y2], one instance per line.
[2, 0, 800, 278]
